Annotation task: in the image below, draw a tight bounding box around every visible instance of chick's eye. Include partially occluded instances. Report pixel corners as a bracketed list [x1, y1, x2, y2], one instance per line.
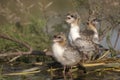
[71, 15, 74, 17]
[58, 37, 61, 39]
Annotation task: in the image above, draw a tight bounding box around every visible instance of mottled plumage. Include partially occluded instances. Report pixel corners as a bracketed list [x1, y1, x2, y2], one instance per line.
[66, 12, 99, 60]
[52, 33, 82, 66]
[62, 46, 81, 66]
[52, 32, 86, 79]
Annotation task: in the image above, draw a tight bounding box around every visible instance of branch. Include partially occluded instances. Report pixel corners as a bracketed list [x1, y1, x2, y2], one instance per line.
[0, 33, 32, 50]
[0, 51, 32, 57]
[0, 33, 33, 57]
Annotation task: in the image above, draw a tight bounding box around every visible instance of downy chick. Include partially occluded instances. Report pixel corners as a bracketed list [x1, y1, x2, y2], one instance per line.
[52, 32, 86, 79]
[87, 19, 99, 44]
[65, 12, 99, 61]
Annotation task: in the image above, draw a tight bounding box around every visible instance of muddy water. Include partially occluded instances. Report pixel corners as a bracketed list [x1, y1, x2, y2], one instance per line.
[0, 61, 120, 80]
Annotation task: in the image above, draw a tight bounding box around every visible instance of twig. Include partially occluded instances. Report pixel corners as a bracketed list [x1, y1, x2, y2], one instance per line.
[0, 51, 31, 57]
[97, 50, 110, 60]
[0, 33, 32, 50]
[22, 67, 40, 72]
[9, 55, 21, 62]
[0, 33, 33, 57]
[4, 70, 41, 76]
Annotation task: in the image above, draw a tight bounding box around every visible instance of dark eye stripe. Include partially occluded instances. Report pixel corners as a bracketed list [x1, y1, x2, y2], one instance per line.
[53, 35, 57, 38]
